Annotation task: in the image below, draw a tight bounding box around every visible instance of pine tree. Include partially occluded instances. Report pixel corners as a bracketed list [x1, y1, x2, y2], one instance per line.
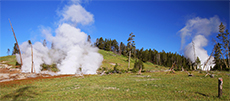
[213, 43, 223, 70]
[94, 38, 99, 47]
[216, 22, 229, 69]
[12, 43, 19, 55]
[111, 39, 119, 53]
[43, 39, 47, 47]
[98, 37, 104, 49]
[7, 49, 10, 56]
[87, 35, 91, 43]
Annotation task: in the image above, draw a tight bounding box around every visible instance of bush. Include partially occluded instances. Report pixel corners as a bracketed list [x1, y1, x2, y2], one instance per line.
[132, 59, 144, 73]
[41, 63, 59, 72]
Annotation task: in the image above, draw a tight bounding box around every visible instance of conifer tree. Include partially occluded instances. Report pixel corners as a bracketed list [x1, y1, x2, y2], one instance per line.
[216, 22, 229, 69]
[12, 43, 19, 55]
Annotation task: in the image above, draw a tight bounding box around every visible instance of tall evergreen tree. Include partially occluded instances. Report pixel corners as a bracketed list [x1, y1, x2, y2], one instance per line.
[98, 37, 104, 49]
[111, 39, 119, 53]
[216, 22, 229, 69]
[213, 43, 223, 70]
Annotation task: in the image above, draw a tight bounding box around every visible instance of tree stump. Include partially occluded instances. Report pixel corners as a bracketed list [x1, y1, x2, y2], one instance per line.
[218, 78, 223, 98]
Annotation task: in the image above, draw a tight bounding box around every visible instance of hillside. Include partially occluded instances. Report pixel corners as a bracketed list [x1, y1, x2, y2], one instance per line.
[0, 50, 168, 72]
[98, 50, 168, 72]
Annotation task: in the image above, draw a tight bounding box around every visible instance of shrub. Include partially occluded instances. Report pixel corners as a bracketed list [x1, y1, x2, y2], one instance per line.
[132, 59, 144, 73]
[41, 63, 59, 72]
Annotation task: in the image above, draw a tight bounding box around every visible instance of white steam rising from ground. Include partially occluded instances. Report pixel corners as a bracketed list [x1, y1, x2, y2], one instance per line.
[179, 15, 221, 70]
[16, 2, 103, 74]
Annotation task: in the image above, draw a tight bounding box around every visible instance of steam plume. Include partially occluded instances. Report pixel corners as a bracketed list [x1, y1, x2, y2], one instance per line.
[16, 2, 103, 74]
[179, 16, 221, 70]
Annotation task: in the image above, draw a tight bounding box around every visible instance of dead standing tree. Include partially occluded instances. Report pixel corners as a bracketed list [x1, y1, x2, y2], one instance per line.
[28, 40, 35, 73]
[203, 44, 216, 71]
[9, 19, 23, 68]
[192, 41, 197, 70]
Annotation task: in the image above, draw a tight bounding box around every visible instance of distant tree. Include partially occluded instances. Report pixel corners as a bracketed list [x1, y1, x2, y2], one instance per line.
[94, 38, 99, 47]
[111, 39, 119, 53]
[28, 40, 35, 73]
[104, 39, 112, 51]
[51, 42, 54, 49]
[195, 57, 201, 69]
[43, 39, 47, 47]
[127, 32, 135, 70]
[119, 42, 126, 56]
[12, 43, 19, 55]
[156, 53, 161, 65]
[142, 49, 149, 62]
[119, 42, 122, 55]
[161, 50, 167, 66]
[7, 48, 10, 56]
[98, 37, 104, 49]
[87, 35, 91, 43]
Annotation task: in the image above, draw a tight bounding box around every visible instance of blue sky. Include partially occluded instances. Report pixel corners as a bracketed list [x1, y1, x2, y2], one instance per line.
[0, 0, 229, 56]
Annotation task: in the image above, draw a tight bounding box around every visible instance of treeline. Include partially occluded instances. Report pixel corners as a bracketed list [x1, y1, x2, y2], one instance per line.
[94, 37, 194, 71]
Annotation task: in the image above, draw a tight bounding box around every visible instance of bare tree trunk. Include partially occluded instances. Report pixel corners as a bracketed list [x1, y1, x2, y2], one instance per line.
[31, 44, 34, 73]
[128, 51, 131, 70]
[9, 19, 23, 68]
[138, 66, 142, 75]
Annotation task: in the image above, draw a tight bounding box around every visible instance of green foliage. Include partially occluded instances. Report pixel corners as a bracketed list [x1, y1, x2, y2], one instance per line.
[132, 59, 144, 73]
[12, 43, 19, 55]
[214, 22, 230, 69]
[41, 63, 59, 72]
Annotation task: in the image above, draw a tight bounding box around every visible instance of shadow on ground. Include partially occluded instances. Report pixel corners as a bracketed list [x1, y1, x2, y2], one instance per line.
[196, 92, 209, 97]
[1, 86, 38, 100]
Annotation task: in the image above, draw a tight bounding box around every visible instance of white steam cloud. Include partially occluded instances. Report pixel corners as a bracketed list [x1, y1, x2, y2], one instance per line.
[179, 15, 221, 70]
[16, 2, 103, 74]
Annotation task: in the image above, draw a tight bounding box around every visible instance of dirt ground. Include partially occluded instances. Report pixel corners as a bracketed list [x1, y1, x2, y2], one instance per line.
[0, 62, 76, 86]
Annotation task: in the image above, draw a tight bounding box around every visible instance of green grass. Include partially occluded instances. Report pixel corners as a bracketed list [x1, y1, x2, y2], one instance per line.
[0, 55, 17, 67]
[0, 71, 229, 100]
[1, 50, 229, 100]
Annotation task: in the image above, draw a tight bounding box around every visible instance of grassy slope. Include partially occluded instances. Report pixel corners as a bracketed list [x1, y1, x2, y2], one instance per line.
[98, 50, 168, 71]
[0, 55, 17, 67]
